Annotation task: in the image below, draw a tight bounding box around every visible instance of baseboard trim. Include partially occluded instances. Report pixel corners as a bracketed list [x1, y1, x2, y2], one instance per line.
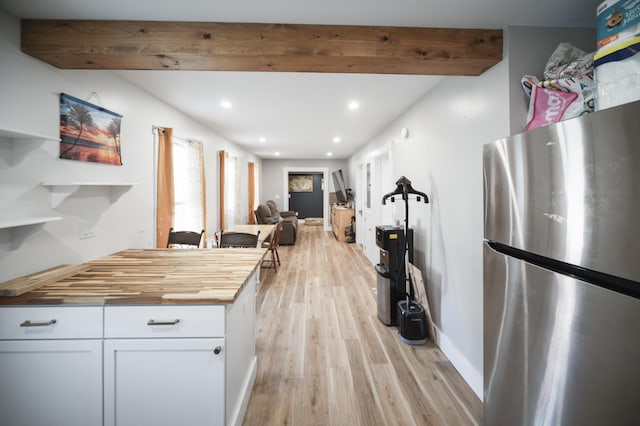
[433, 326, 483, 401]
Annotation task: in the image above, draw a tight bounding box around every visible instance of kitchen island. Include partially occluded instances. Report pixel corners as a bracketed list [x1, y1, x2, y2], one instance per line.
[0, 248, 266, 426]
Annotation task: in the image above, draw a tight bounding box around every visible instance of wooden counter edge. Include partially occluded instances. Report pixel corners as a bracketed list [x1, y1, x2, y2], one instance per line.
[0, 264, 89, 297]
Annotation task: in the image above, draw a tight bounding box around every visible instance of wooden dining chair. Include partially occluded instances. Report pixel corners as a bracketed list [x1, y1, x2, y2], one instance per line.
[219, 230, 260, 248]
[261, 221, 282, 271]
[166, 228, 204, 248]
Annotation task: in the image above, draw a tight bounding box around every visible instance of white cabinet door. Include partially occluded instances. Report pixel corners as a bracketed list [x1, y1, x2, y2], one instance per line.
[104, 338, 225, 426]
[0, 339, 103, 426]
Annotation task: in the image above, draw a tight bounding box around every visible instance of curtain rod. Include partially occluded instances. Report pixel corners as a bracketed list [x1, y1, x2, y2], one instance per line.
[151, 125, 199, 143]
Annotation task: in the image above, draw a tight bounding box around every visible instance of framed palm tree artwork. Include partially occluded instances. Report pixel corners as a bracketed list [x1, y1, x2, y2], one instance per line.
[59, 93, 123, 165]
[288, 174, 313, 192]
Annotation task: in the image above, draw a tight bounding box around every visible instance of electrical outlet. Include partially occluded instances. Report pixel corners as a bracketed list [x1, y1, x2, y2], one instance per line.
[79, 220, 96, 239]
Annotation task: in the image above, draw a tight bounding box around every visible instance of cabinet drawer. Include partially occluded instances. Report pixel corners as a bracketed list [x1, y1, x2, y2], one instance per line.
[0, 306, 103, 340]
[104, 305, 225, 338]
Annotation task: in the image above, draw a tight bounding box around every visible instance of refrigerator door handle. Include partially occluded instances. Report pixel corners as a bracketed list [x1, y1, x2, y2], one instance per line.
[488, 241, 640, 300]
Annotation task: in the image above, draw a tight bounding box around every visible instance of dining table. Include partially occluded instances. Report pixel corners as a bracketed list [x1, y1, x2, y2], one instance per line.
[207, 224, 275, 248]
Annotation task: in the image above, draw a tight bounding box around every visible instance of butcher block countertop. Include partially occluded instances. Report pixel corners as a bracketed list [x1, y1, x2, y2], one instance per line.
[0, 248, 266, 306]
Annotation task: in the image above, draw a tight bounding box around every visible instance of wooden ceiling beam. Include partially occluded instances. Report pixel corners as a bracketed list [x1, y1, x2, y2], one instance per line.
[21, 20, 503, 76]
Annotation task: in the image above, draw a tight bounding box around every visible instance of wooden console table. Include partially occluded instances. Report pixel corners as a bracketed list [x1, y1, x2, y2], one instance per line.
[331, 205, 355, 242]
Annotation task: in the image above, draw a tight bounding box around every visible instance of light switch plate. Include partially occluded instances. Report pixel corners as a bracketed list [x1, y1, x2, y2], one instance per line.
[79, 220, 96, 239]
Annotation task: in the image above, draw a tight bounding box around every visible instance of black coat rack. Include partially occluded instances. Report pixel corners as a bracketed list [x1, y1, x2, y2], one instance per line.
[381, 176, 429, 306]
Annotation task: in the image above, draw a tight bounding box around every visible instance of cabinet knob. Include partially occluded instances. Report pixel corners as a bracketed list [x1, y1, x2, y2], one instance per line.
[213, 346, 222, 355]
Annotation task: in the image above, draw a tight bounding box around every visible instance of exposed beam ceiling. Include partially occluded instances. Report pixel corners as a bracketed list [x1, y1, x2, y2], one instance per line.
[21, 20, 502, 76]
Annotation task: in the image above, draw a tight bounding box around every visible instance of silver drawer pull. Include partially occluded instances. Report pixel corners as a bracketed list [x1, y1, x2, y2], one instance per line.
[147, 319, 180, 326]
[20, 319, 57, 327]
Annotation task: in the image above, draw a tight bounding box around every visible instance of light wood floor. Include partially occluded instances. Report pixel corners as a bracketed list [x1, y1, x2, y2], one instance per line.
[243, 224, 482, 426]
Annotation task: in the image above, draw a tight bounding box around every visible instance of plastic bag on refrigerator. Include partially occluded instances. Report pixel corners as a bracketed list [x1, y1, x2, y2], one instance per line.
[522, 43, 595, 130]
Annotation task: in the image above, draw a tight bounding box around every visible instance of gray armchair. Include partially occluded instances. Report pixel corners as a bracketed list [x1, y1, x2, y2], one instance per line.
[266, 200, 297, 219]
[255, 201, 298, 245]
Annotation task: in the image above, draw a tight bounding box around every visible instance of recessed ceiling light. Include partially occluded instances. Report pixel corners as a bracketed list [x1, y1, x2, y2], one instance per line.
[259, 137, 266, 143]
[221, 100, 232, 109]
[274, 152, 280, 156]
[348, 101, 360, 110]
[333, 137, 341, 143]
[326, 152, 333, 157]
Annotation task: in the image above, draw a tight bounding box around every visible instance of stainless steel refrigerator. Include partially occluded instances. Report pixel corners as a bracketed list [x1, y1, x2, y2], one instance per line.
[483, 100, 640, 425]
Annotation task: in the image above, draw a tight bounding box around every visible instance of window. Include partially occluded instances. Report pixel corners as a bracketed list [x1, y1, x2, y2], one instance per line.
[225, 155, 240, 226]
[173, 139, 205, 232]
[248, 162, 259, 224]
[366, 162, 372, 209]
[219, 150, 240, 229]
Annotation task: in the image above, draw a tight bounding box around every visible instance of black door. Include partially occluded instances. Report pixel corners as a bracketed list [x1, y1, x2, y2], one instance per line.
[288, 173, 323, 219]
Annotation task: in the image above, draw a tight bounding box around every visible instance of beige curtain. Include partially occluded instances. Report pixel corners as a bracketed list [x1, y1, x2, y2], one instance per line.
[156, 127, 174, 248]
[228, 155, 240, 225]
[199, 143, 207, 237]
[219, 150, 226, 230]
[248, 162, 256, 224]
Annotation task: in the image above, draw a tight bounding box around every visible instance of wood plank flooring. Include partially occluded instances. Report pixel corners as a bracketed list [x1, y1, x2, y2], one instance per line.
[243, 224, 482, 426]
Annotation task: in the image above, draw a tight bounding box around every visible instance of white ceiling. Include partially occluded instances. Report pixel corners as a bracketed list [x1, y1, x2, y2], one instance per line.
[1, 0, 599, 159]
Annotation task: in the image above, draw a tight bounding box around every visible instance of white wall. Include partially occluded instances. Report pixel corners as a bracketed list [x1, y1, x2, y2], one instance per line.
[349, 62, 510, 397]
[0, 9, 259, 282]
[348, 26, 595, 398]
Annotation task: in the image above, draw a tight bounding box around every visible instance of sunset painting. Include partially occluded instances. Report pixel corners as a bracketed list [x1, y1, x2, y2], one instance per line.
[59, 93, 123, 165]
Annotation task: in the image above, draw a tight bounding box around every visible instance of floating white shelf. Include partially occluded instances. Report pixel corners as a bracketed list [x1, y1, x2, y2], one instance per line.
[0, 128, 59, 142]
[0, 129, 59, 164]
[0, 216, 62, 230]
[40, 182, 137, 208]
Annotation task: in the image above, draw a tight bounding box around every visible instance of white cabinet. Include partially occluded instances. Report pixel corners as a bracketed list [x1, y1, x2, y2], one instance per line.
[0, 306, 103, 426]
[103, 273, 257, 426]
[224, 272, 257, 424]
[104, 338, 225, 426]
[0, 269, 258, 426]
[103, 305, 227, 426]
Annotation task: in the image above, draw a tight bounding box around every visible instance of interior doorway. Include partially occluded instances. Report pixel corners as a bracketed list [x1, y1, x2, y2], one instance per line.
[357, 147, 392, 265]
[282, 167, 330, 230]
[288, 173, 324, 219]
